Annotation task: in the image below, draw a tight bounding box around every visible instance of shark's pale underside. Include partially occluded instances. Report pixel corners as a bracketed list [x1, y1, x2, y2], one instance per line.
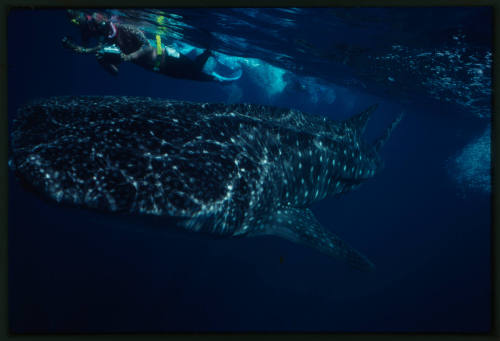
[9, 96, 403, 271]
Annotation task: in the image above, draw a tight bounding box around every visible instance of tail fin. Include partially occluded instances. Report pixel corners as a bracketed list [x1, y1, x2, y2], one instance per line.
[344, 104, 378, 135]
[373, 112, 405, 152]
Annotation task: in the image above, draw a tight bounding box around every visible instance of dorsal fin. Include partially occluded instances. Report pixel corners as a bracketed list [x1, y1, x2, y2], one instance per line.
[345, 104, 378, 135]
[373, 112, 405, 152]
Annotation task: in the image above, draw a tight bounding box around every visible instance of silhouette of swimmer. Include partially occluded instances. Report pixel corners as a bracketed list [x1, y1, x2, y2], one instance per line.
[62, 10, 241, 82]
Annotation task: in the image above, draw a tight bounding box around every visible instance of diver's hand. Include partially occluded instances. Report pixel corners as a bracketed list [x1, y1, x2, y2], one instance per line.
[61, 36, 82, 53]
[119, 53, 130, 62]
[61, 36, 74, 50]
[95, 51, 106, 63]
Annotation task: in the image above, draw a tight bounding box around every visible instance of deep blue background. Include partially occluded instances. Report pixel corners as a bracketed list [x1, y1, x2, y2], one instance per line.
[8, 9, 491, 332]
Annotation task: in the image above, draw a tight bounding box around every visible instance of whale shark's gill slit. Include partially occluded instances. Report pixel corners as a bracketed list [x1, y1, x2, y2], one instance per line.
[257, 206, 376, 271]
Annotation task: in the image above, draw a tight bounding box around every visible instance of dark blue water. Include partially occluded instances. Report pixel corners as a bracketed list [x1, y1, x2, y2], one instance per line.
[8, 9, 491, 332]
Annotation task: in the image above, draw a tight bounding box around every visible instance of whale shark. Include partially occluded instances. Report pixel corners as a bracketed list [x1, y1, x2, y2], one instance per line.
[9, 96, 403, 271]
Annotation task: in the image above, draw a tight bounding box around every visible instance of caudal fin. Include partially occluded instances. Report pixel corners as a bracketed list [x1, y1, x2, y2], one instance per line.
[344, 104, 378, 135]
[373, 112, 405, 152]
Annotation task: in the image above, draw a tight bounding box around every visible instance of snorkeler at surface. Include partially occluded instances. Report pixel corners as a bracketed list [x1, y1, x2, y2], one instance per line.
[62, 10, 241, 82]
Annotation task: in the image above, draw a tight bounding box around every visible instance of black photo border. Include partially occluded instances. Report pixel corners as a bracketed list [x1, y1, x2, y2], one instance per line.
[0, 0, 497, 340]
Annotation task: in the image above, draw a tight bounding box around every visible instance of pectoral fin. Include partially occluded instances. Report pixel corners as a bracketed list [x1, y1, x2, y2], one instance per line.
[259, 207, 375, 271]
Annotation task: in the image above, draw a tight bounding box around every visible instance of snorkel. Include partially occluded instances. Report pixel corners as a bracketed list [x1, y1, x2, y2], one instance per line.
[108, 15, 118, 39]
[67, 10, 87, 27]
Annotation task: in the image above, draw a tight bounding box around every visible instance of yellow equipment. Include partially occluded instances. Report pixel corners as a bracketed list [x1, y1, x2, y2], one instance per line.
[153, 15, 167, 72]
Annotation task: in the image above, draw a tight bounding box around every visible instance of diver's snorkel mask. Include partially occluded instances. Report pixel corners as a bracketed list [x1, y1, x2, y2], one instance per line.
[67, 10, 115, 39]
[91, 13, 111, 35]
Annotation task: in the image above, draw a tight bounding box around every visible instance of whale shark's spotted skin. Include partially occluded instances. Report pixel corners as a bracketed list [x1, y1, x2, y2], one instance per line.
[10, 96, 403, 271]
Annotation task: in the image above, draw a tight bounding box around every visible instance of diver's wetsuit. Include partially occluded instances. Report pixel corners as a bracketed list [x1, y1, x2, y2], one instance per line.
[65, 19, 218, 82]
[158, 49, 214, 81]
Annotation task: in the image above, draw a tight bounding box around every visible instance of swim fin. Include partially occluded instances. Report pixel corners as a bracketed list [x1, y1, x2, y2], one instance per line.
[211, 68, 243, 82]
